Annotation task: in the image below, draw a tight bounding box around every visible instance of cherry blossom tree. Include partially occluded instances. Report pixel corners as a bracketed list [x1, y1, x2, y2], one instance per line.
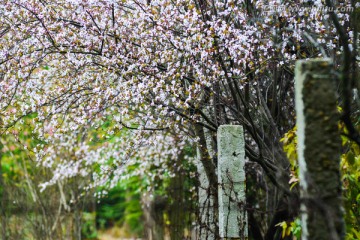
[1, 0, 359, 238]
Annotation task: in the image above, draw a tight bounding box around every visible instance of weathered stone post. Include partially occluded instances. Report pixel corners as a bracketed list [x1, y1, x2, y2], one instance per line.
[196, 147, 215, 240]
[217, 125, 247, 239]
[295, 59, 344, 240]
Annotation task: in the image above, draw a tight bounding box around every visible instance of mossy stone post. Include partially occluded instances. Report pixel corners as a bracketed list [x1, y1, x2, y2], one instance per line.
[217, 125, 247, 239]
[295, 59, 344, 240]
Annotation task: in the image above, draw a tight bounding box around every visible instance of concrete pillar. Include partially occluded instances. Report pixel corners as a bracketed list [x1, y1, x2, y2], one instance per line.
[196, 148, 215, 240]
[295, 59, 344, 240]
[217, 125, 247, 239]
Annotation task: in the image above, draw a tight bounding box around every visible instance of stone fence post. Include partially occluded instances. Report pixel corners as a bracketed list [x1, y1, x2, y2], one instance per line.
[295, 59, 344, 240]
[196, 147, 215, 240]
[217, 125, 247, 239]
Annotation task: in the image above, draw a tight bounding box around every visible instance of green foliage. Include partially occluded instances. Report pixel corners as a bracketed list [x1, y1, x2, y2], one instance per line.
[95, 177, 143, 235]
[291, 218, 302, 239]
[82, 212, 98, 239]
[275, 218, 301, 239]
[96, 185, 126, 228]
[280, 126, 299, 190]
[123, 194, 143, 234]
[341, 129, 360, 240]
[1, 112, 43, 190]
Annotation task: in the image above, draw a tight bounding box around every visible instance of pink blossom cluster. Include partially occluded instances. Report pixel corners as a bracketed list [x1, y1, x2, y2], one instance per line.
[0, 0, 352, 189]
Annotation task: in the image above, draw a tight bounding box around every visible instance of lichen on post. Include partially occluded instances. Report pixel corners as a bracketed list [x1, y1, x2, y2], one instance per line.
[295, 59, 344, 240]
